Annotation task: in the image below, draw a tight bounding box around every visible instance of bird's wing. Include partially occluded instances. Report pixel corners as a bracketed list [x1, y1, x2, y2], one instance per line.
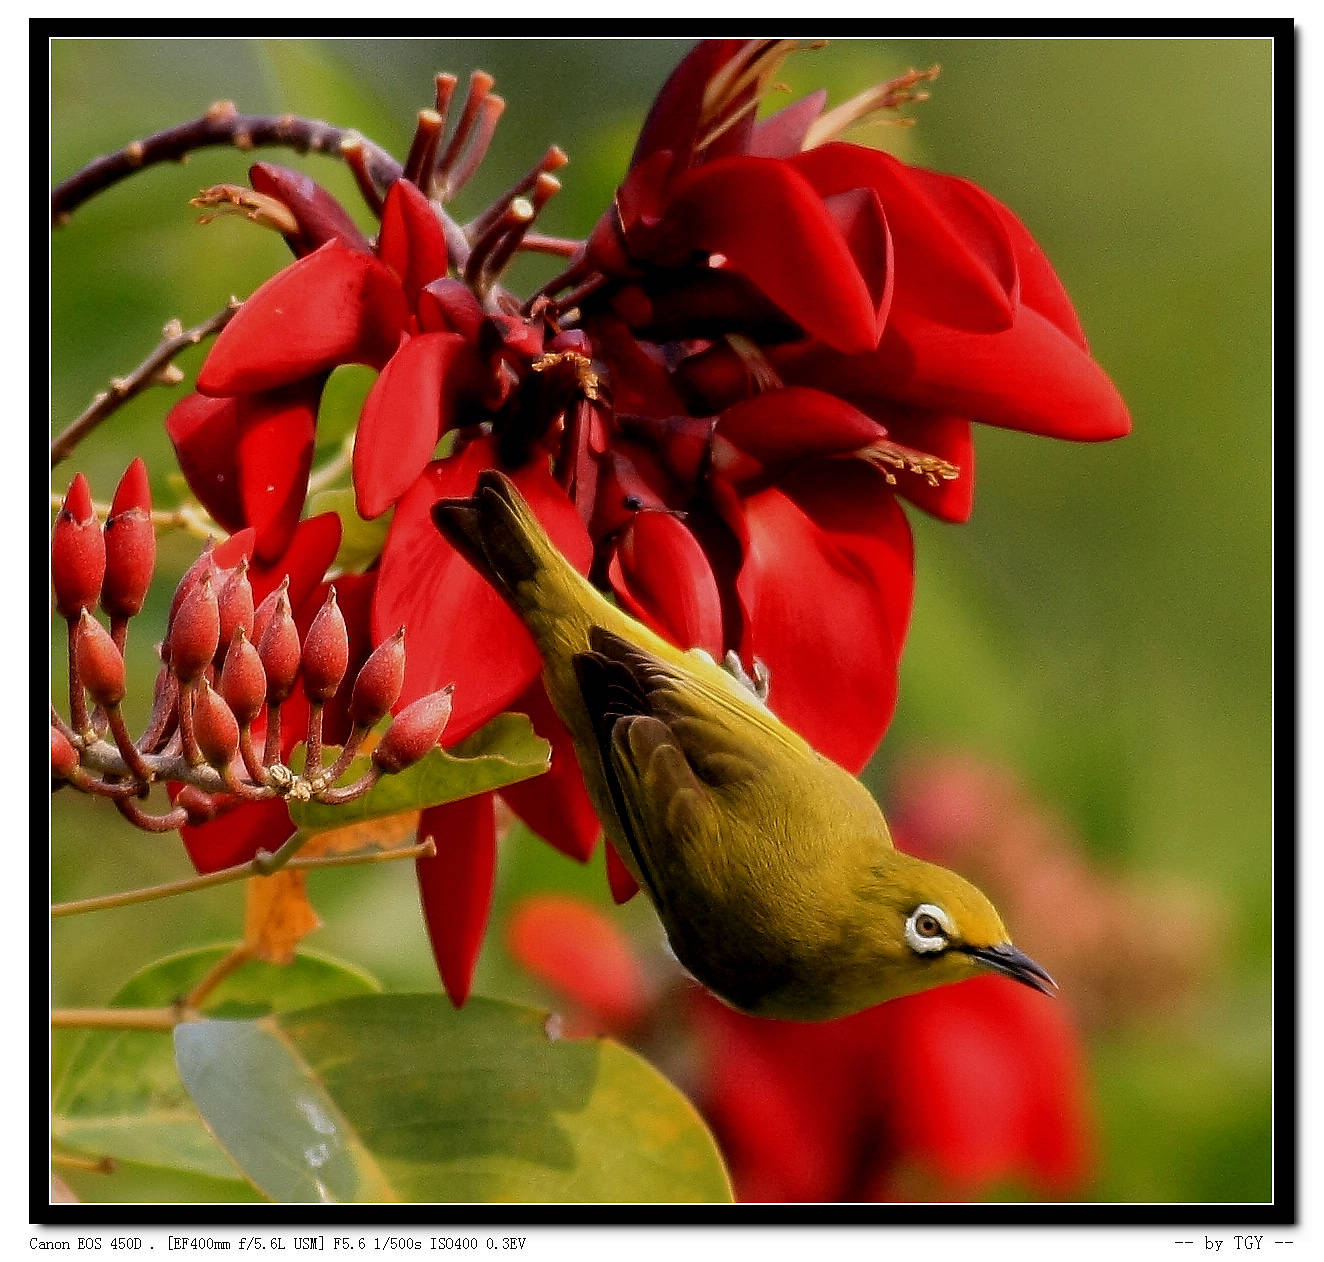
[572, 628, 767, 907]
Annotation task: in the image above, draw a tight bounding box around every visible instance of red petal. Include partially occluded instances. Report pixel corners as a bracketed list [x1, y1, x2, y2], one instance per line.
[237, 381, 320, 563]
[247, 512, 342, 612]
[506, 894, 649, 1031]
[354, 332, 474, 519]
[990, 198, 1088, 347]
[417, 278, 484, 338]
[789, 145, 1017, 334]
[733, 465, 913, 771]
[822, 186, 892, 340]
[607, 511, 726, 658]
[165, 393, 246, 534]
[748, 91, 828, 159]
[500, 682, 600, 862]
[581, 316, 688, 417]
[663, 157, 879, 354]
[715, 386, 885, 470]
[199, 242, 410, 395]
[377, 178, 450, 304]
[179, 795, 294, 875]
[416, 795, 496, 1006]
[249, 162, 372, 255]
[631, 39, 748, 171]
[604, 841, 640, 904]
[371, 435, 593, 740]
[878, 304, 1131, 440]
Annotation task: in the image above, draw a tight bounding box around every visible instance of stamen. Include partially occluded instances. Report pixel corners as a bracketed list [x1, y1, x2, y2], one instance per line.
[724, 334, 784, 394]
[190, 185, 299, 235]
[697, 39, 818, 152]
[803, 65, 941, 149]
[530, 350, 601, 401]
[858, 437, 959, 488]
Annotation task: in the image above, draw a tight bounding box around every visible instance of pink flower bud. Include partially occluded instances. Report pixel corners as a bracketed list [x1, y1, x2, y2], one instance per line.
[302, 587, 349, 703]
[219, 627, 267, 726]
[348, 628, 406, 728]
[216, 560, 255, 660]
[193, 677, 240, 768]
[373, 685, 454, 773]
[251, 575, 289, 648]
[74, 609, 126, 707]
[52, 473, 107, 619]
[257, 591, 301, 703]
[101, 459, 156, 619]
[51, 725, 78, 780]
[175, 785, 218, 824]
[168, 572, 220, 682]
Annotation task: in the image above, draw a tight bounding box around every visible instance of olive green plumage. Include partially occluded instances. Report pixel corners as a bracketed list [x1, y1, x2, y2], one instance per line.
[432, 472, 1054, 1020]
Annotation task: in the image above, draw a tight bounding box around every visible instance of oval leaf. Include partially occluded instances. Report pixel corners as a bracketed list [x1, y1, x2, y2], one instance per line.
[52, 947, 379, 1189]
[174, 994, 732, 1203]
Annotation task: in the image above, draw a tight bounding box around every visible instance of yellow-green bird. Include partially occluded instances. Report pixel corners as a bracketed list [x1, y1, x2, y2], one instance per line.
[432, 471, 1056, 1021]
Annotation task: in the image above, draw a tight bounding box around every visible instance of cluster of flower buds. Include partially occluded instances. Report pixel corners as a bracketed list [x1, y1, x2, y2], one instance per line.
[50, 463, 456, 835]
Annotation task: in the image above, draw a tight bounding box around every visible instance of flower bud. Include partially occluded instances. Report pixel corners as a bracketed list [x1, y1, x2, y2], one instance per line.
[302, 587, 349, 702]
[251, 575, 289, 648]
[193, 677, 240, 768]
[257, 591, 301, 703]
[348, 628, 406, 728]
[219, 627, 267, 726]
[74, 609, 126, 707]
[100, 459, 156, 619]
[168, 572, 220, 682]
[166, 546, 216, 635]
[175, 785, 219, 824]
[373, 685, 454, 773]
[215, 560, 255, 659]
[52, 473, 107, 618]
[51, 725, 78, 780]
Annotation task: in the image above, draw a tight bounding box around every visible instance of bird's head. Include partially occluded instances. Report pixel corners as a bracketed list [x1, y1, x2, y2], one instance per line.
[860, 853, 1057, 1003]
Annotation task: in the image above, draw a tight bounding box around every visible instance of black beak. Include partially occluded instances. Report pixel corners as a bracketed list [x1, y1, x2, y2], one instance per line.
[965, 943, 1058, 996]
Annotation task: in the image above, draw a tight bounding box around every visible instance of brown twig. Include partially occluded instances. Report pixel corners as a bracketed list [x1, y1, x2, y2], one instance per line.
[51, 103, 404, 224]
[50, 303, 240, 467]
[50, 836, 438, 919]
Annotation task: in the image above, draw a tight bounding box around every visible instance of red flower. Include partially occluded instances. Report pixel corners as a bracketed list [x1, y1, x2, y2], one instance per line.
[508, 892, 1094, 1202]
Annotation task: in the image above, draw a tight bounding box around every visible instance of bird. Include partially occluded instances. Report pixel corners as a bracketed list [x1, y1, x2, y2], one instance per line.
[432, 471, 1056, 1021]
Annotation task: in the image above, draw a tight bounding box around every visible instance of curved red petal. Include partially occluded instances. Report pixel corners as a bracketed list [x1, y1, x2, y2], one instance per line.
[500, 683, 600, 863]
[377, 178, 450, 304]
[604, 842, 640, 904]
[371, 436, 593, 741]
[164, 393, 247, 534]
[199, 242, 409, 395]
[249, 162, 372, 256]
[879, 304, 1132, 440]
[416, 795, 497, 1007]
[354, 332, 472, 520]
[822, 186, 893, 340]
[715, 386, 885, 469]
[664, 157, 879, 354]
[506, 894, 649, 1032]
[607, 511, 726, 659]
[631, 39, 748, 171]
[789, 145, 1016, 335]
[734, 465, 913, 771]
[236, 382, 321, 563]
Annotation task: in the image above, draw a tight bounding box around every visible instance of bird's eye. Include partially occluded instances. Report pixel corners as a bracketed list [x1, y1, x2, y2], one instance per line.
[905, 903, 951, 954]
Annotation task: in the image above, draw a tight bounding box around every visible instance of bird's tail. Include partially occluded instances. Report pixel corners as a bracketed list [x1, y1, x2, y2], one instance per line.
[430, 471, 594, 648]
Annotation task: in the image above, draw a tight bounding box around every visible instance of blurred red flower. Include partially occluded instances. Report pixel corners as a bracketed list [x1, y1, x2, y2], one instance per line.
[507, 891, 1094, 1202]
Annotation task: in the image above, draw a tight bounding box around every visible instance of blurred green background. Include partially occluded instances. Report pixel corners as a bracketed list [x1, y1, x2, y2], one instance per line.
[49, 38, 1272, 1203]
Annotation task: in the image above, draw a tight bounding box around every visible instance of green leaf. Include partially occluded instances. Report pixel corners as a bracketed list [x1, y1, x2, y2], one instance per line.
[54, 1157, 264, 1205]
[307, 486, 391, 574]
[175, 994, 733, 1203]
[53, 947, 379, 1189]
[290, 713, 551, 837]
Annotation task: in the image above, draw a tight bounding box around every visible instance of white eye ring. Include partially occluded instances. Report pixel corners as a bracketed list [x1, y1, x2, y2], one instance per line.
[905, 903, 952, 954]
